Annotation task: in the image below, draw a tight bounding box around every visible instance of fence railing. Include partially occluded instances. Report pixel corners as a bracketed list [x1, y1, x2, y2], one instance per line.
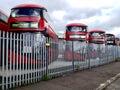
[0, 31, 120, 90]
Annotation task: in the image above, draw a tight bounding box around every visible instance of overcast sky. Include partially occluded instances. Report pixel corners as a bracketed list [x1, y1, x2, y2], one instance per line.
[1, 0, 120, 37]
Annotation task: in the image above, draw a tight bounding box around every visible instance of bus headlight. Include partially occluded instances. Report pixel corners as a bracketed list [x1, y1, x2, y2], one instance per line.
[11, 22, 38, 28]
[30, 22, 38, 28]
[80, 35, 86, 38]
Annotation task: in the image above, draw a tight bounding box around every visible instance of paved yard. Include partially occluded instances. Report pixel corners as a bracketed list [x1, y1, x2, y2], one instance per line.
[14, 61, 120, 90]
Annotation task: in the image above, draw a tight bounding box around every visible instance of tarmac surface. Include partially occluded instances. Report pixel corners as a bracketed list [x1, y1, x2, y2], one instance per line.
[14, 61, 120, 90]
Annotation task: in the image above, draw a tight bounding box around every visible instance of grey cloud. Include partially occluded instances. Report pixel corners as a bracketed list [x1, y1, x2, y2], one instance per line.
[63, 8, 101, 21]
[1, 0, 120, 36]
[61, 6, 120, 36]
[90, 7, 120, 31]
[36, 0, 68, 12]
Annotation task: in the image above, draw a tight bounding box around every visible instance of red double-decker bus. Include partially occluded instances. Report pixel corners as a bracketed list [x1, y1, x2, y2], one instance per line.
[88, 30, 107, 44]
[105, 33, 116, 45]
[64, 23, 87, 61]
[115, 37, 120, 46]
[8, 4, 58, 39]
[7, 4, 58, 68]
[0, 10, 8, 31]
[0, 10, 8, 66]
[65, 23, 88, 41]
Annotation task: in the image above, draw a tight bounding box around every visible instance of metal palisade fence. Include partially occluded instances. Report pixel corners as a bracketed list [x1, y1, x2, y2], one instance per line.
[0, 31, 120, 90]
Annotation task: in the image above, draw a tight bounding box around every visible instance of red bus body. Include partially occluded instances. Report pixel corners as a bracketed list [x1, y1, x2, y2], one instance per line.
[105, 33, 116, 45]
[0, 10, 8, 66]
[115, 37, 120, 46]
[88, 30, 107, 44]
[0, 10, 8, 31]
[8, 4, 58, 40]
[7, 4, 58, 67]
[65, 23, 87, 61]
[65, 23, 88, 41]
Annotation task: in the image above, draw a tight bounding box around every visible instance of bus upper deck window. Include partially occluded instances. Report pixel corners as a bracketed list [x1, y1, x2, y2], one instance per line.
[11, 8, 41, 17]
[71, 27, 81, 32]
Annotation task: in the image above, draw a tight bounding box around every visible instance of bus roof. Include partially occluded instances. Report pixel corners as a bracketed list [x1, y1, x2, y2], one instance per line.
[89, 30, 105, 33]
[66, 23, 87, 27]
[105, 33, 115, 36]
[0, 9, 8, 17]
[115, 37, 119, 39]
[12, 4, 46, 10]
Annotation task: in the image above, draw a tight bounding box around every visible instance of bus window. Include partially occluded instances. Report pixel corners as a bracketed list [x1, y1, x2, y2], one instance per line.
[67, 26, 87, 32]
[11, 8, 41, 17]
